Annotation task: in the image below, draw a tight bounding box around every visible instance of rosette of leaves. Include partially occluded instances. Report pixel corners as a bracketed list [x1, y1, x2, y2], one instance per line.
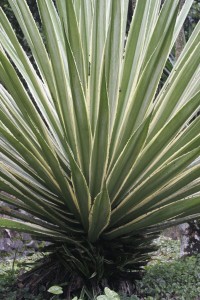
[0, 0, 200, 294]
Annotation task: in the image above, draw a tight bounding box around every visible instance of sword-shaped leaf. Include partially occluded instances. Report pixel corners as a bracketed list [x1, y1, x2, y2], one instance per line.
[90, 69, 109, 198]
[88, 183, 111, 242]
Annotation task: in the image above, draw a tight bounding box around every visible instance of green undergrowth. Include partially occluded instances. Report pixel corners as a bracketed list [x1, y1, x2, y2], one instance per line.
[0, 253, 44, 300]
[1, 237, 200, 299]
[135, 237, 200, 300]
[137, 253, 200, 299]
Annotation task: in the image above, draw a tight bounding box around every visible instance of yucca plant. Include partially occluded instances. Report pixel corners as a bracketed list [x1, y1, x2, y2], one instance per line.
[0, 0, 200, 296]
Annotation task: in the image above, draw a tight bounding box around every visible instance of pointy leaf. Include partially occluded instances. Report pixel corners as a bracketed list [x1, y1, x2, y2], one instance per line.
[88, 184, 111, 242]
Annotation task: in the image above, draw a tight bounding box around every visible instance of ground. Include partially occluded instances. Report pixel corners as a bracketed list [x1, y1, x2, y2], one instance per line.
[0, 236, 200, 299]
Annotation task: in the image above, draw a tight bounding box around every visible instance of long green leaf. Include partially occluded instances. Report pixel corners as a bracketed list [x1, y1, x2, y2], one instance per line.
[56, 0, 87, 92]
[66, 146, 91, 230]
[89, 0, 111, 133]
[105, 0, 128, 129]
[90, 69, 109, 198]
[110, 147, 200, 227]
[107, 114, 151, 203]
[149, 42, 200, 139]
[88, 184, 111, 242]
[36, 0, 78, 159]
[110, 0, 179, 164]
[0, 9, 64, 143]
[0, 218, 82, 243]
[104, 196, 200, 239]
[116, 90, 200, 201]
[65, 36, 92, 182]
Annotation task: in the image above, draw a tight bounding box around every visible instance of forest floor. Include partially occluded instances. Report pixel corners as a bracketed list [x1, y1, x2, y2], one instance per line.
[0, 236, 200, 299]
